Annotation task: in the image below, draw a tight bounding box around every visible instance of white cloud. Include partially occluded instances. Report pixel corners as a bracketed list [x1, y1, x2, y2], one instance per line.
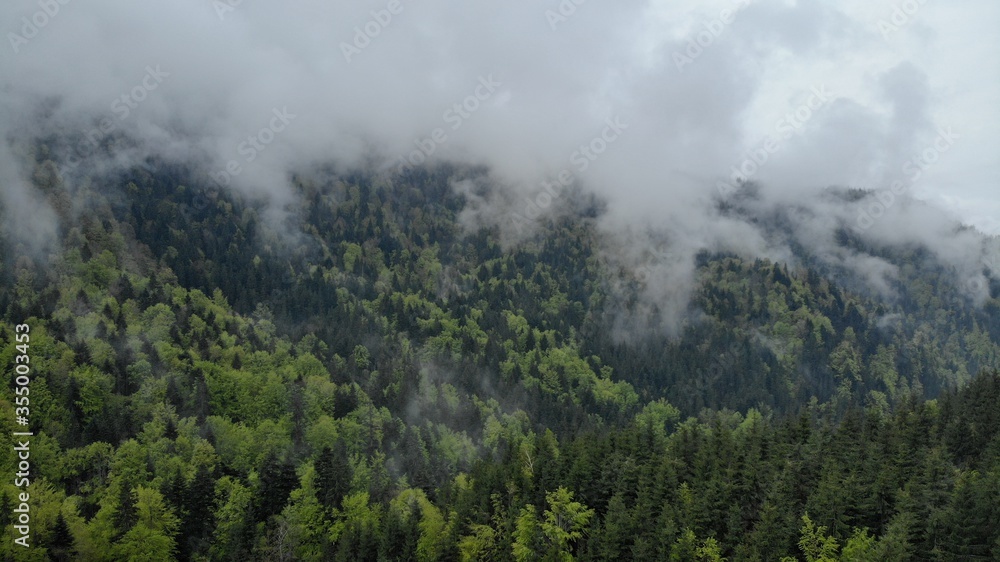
[1, 0, 996, 310]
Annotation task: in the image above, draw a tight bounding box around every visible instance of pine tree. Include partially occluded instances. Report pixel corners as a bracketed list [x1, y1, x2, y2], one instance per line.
[316, 440, 353, 511]
[252, 455, 299, 524]
[48, 513, 75, 562]
[180, 463, 217, 559]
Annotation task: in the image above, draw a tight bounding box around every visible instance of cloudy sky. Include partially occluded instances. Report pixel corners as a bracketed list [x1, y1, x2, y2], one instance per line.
[0, 0, 1000, 223]
[1, 0, 997, 239]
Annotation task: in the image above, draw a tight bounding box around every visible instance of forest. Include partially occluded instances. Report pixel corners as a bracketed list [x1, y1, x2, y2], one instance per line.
[1, 150, 999, 560]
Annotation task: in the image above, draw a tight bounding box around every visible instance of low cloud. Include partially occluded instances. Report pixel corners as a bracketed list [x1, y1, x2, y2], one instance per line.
[1, 0, 997, 326]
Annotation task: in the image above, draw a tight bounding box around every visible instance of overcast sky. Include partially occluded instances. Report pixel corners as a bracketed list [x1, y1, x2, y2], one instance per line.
[1, 0, 996, 228]
[1, 0, 997, 294]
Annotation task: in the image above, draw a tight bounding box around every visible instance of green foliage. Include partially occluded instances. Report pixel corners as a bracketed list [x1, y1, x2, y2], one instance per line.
[109, 486, 180, 561]
[1, 158, 998, 560]
[796, 514, 840, 562]
[538, 487, 594, 560]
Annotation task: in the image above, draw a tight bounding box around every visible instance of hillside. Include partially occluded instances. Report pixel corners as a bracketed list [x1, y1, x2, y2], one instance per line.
[1, 156, 999, 560]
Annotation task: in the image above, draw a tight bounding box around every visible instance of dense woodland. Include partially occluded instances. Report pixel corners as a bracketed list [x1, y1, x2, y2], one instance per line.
[1, 147, 999, 560]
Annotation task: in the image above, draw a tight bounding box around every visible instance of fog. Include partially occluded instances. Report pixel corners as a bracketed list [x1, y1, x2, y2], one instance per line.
[2, 0, 997, 329]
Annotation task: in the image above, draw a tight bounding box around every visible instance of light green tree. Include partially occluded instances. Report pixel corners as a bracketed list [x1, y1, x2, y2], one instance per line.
[514, 487, 594, 562]
[459, 524, 499, 561]
[110, 487, 179, 561]
[780, 514, 839, 562]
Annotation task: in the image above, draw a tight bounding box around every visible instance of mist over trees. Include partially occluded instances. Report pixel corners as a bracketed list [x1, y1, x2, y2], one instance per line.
[2, 0, 998, 559]
[1, 155, 998, 560]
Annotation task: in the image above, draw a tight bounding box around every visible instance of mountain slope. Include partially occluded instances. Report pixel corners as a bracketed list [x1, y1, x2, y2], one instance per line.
[1, 155, 998, 560]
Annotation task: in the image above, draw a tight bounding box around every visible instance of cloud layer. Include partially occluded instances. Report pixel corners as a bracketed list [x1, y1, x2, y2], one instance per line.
[2, 0, 997, 327]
